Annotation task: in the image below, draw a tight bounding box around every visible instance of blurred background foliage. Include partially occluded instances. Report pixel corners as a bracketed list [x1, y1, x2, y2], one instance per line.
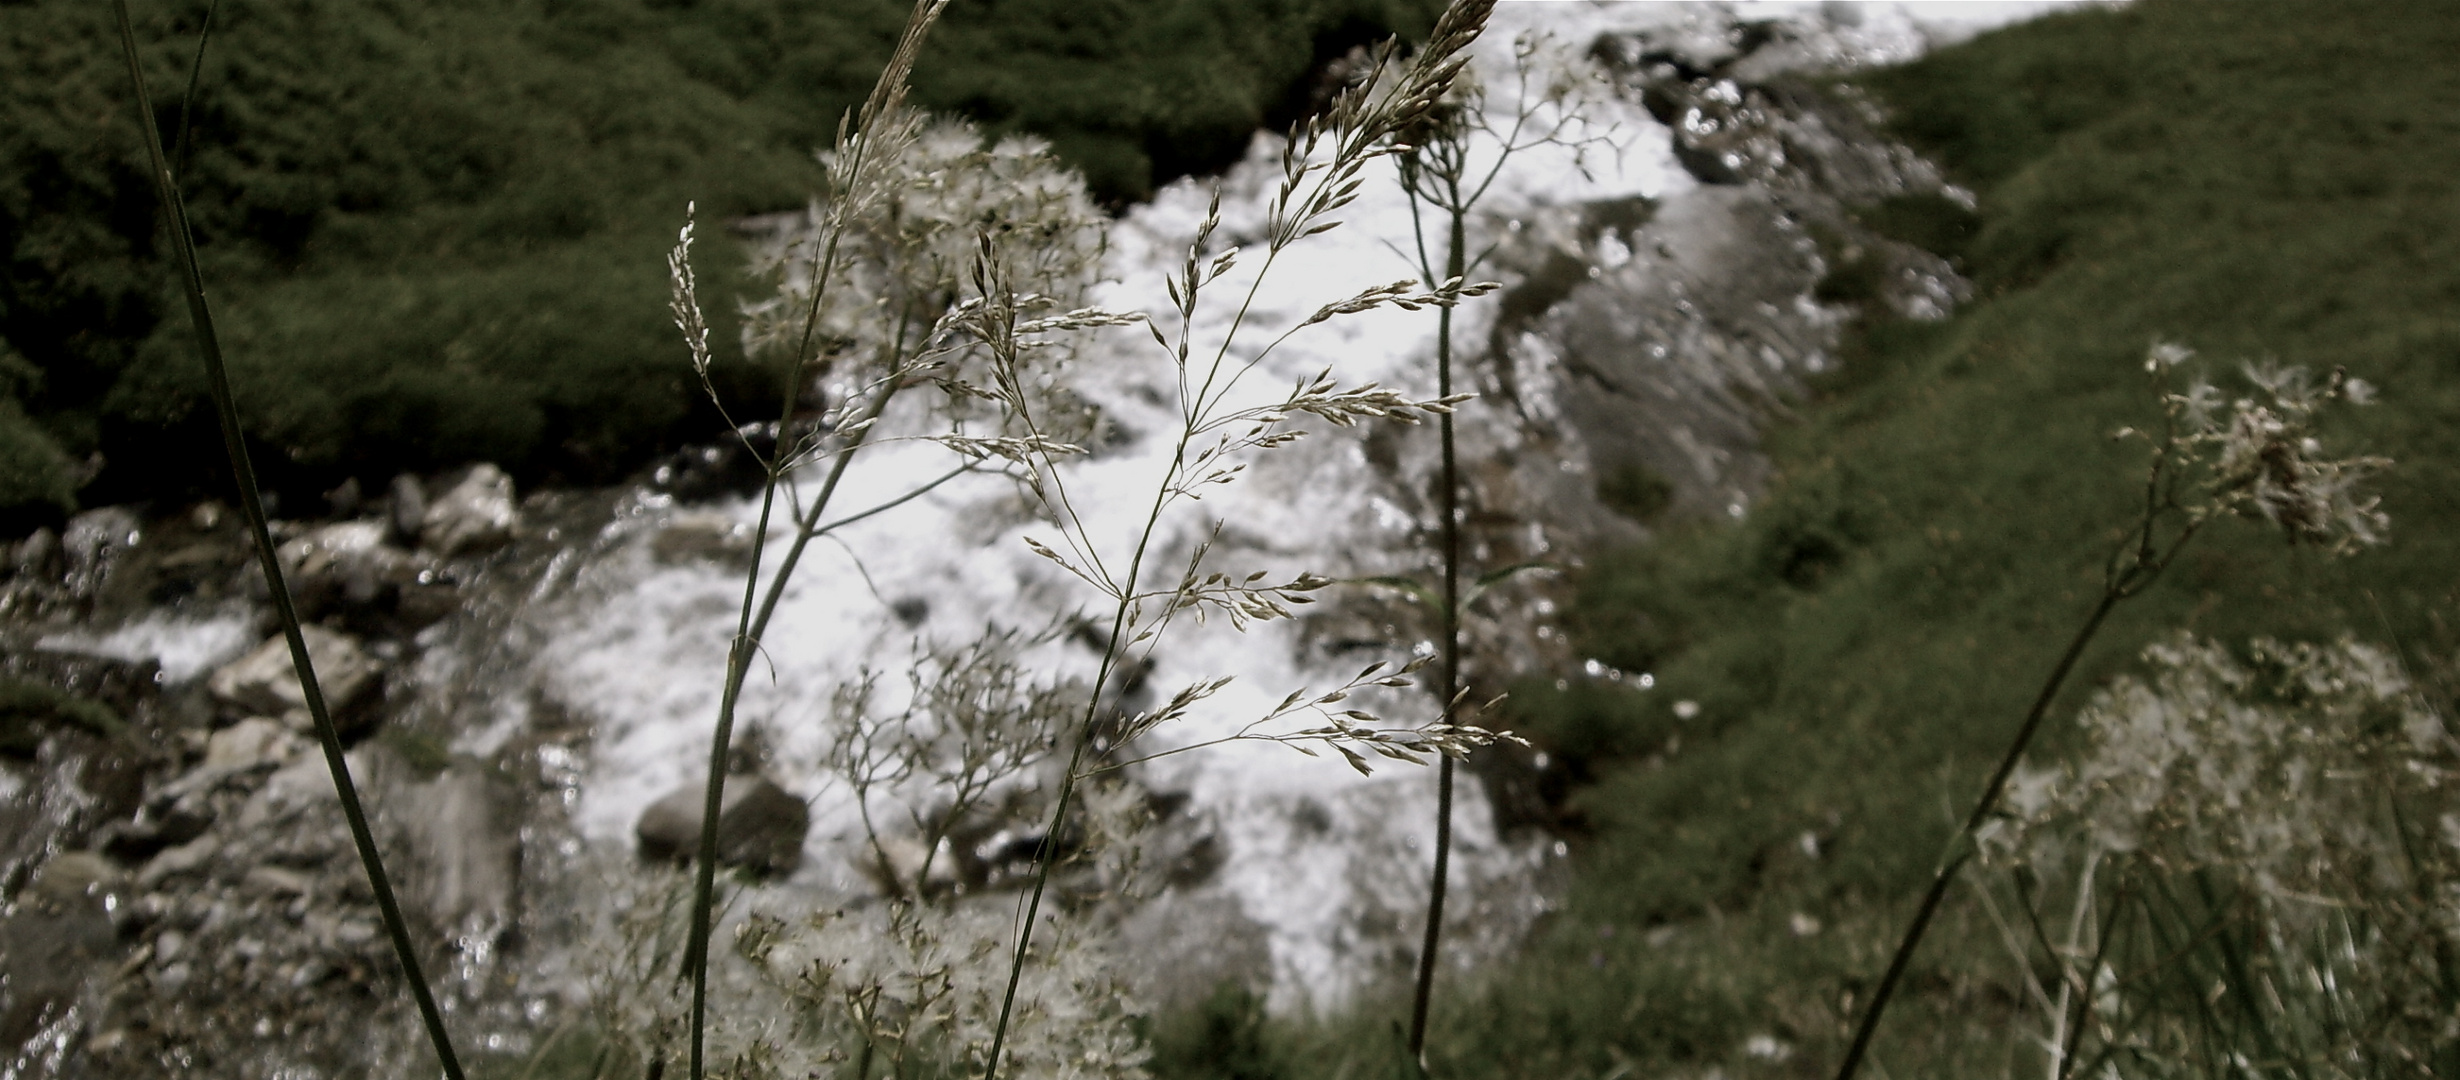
[0, 0, 1439, 531]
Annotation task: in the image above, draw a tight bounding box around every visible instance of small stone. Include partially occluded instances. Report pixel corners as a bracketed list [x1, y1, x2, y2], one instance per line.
[202, 717, 306, 772]
[244, 865, 315, 897]
[636, 775, 809, 875]
[206, 625, 379, 720]
[388, 474, 427, 545]
[154, 928, 186, 965]
[420, 464, 518, 557]
[29, 852, 122, 907]
[138, 836, 221, 889]
[649, 512, 754, 566]
[11, 527, 60, 579]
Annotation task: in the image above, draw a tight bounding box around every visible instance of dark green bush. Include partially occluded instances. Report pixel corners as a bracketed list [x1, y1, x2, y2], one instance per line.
[0, 0, 1442, 521]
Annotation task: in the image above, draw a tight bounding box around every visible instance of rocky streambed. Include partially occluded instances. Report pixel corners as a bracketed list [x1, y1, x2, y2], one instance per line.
[0, 4, 2019, 1075]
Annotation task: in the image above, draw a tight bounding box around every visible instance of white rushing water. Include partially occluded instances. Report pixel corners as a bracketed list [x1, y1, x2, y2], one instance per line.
[490, 0, 2111, 1012]
[5, 2, 2108, 1021]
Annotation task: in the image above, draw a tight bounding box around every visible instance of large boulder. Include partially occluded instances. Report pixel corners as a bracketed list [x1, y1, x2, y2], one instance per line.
[636, 776, 808, 875]
[419, 464, 518, 557]
[206, 625, 379, 722]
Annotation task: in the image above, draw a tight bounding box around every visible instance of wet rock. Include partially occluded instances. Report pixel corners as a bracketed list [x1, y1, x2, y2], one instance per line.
[324, 477, 363, 519]
[279, 520, 422, 614]
[0, 677, 122, 759]
[239, 752, 359, 828]
[206, 626, 379, 722]
[201, 716, 307, 773]
[387, 473, 426, 545]
[1, 853, 125, 1049]
[636, 775, 808, 874]
[390, 764, 517, 934]
[243, 865, 315, 898]
[650, 511, 755, 566]
[420, 464, 518, 557]
[11, 526, 59, 580]
[647, 439, 768, 503]
[137, 835, 220, 889]
[60, 506, 141, 602]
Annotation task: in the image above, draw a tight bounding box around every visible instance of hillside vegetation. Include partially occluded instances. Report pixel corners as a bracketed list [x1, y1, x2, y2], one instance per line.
[0, 0, 1436, 530]
[1179, 2, 2460, 1077]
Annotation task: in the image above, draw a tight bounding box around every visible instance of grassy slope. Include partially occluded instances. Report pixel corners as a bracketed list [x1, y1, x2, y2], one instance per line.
[1165, 3, 2460, 1078]
[0, 0, 1435, 527]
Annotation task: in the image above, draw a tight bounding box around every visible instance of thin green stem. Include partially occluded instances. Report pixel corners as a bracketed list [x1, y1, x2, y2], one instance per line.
[984, 400, 1185, 1080]
[2055, 874, 2127, 1080]
[110, 5, 463, 1077]
[1833, 587, 2121, 1080]
[172, 0, 217, 185]
[686, 6, 941, 1068]
[1406, 169, 1469, 1071]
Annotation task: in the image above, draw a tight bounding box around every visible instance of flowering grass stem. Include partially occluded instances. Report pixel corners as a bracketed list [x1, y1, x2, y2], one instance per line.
[683, 6, 950, 1078]
[1835, 345, 2388, 1080]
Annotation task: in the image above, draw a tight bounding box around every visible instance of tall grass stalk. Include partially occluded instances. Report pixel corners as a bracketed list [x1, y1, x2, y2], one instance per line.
[957, 5, 1511, 1076]
[1833, 345, 2389, 1080]
[1390, 37, 1598, 1065]
[108, 4, 465, 1077]
[679, 4, 952, 1078]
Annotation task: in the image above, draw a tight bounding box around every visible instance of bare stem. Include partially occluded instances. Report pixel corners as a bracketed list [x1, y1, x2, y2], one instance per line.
[684, 7, 948, 1078]
[110, 5, 463, 1077]
[1406, 160, 1470, 1071]
[1833, 588, 2121, 1080]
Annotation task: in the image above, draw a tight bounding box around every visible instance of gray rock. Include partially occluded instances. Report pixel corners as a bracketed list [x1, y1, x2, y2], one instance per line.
[649, 511, 755, 566]
[244, 865, 315, 897]
[239, 751, 363, 828]
[206, 625, 379, 721]
[1, 854, 124, 1048]
[279, 520, 421, 610]
[388, 473, 427, 545]
[138, 835, 220, 889]
[636, 775, 808, 874]
[201, 716, 306, 773]
[11, 527, 59, 580]
[60, 506, 141, 599]
[420, 464, 518, 557]
[392, 765, 518, 934]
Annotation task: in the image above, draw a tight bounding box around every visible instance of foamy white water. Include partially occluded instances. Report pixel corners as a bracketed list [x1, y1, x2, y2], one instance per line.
[511, 0, 2091, 1009]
